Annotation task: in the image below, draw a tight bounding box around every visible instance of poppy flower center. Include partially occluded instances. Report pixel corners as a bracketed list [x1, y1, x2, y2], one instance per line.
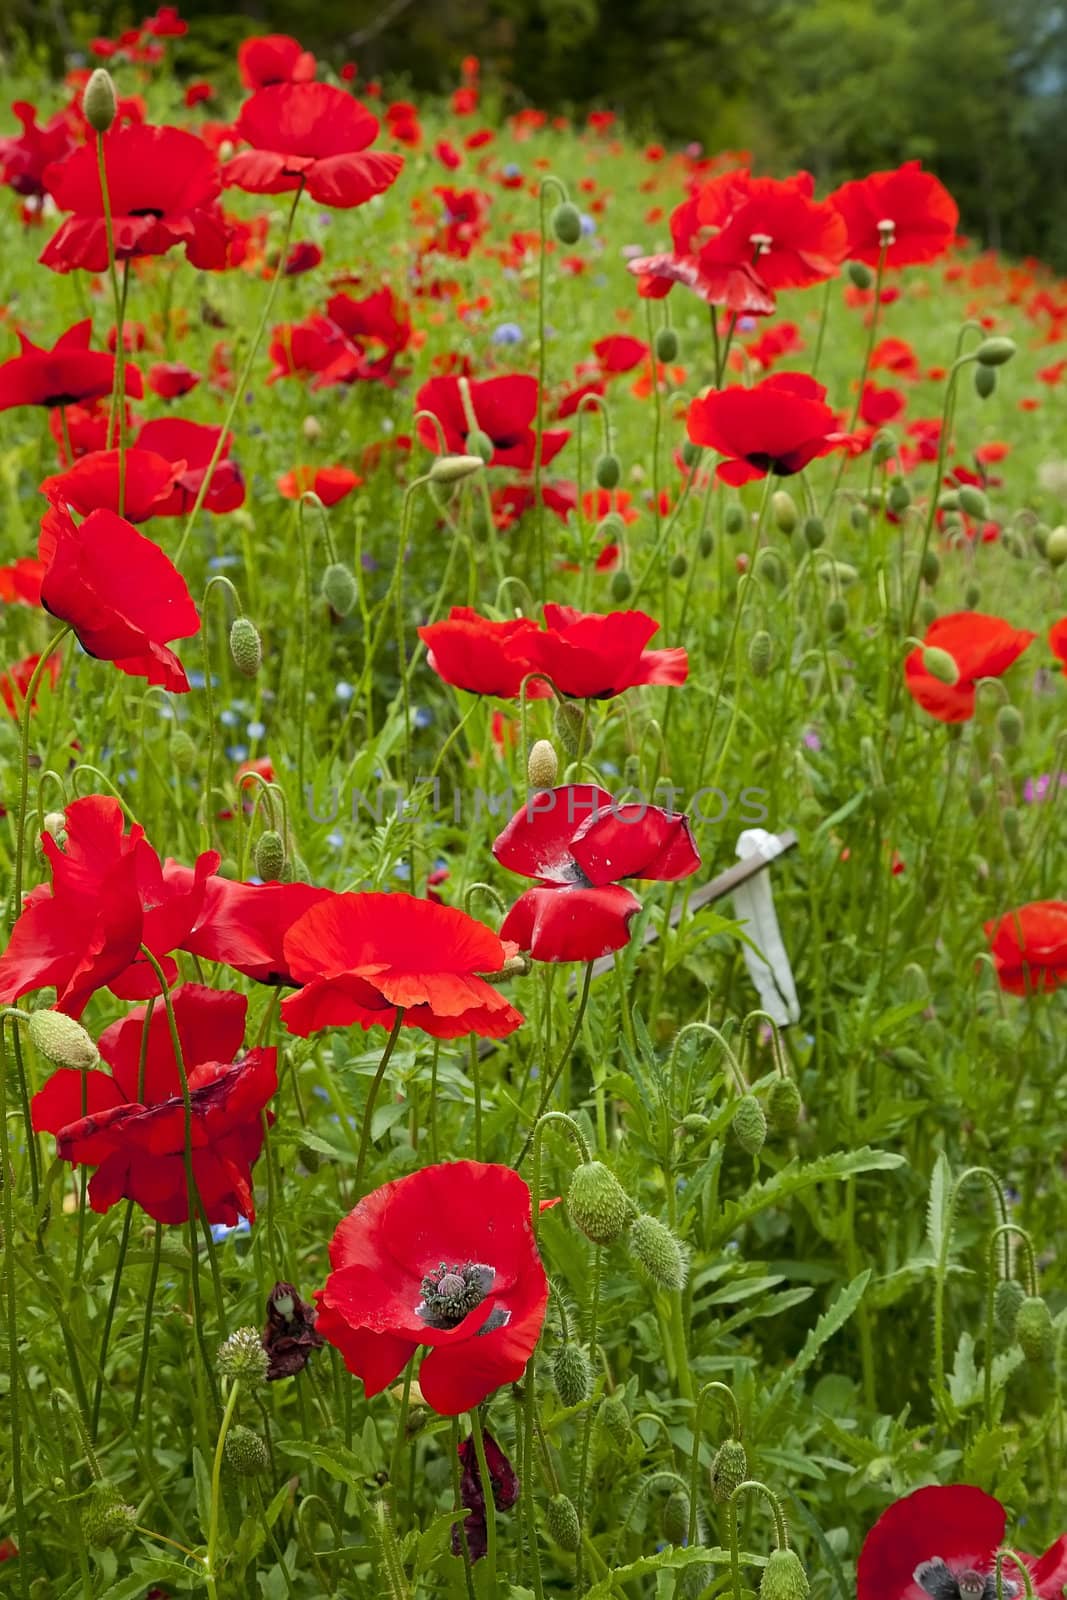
[416, 1260, 496, 1329]
[914, 1559, 1017, 1600]
[129, 206, 166, 219]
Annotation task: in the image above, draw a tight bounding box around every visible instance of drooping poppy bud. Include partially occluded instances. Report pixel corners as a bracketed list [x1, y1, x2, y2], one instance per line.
[920, 646, 960, 687]
[599, 1393, 631, 1449]
[429, 454, 485, 484]
[546, 1492, 581, 1551]
[322, 561, 358, 616]
[229, 616, 262, 678]
[1016, 1296, 1054, 1362]
[553, 1342, 592, 1408]
[81, 1484, 136, 1550]
[552, 202, 582, 245]
[761, 1548, 810, 1600]
[595, 453, 621, 489]
[732, 1093, 767, 1155]
[567, 1160, 634, 1246]
[254, 830, 286, 883]
[975, 336, 1016, 367]
[710, 1437, 748, 1502]
[663, 1489, 691, 1546]
[27, 1009, 99, 1071]
[654, 327, 679, 363]
[766, 1076, 802, 1135]
[627, 1214, 687, 1289]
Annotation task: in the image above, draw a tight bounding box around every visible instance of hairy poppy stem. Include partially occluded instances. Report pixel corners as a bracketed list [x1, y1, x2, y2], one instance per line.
[516, 961, 595, 1168]
[0, 1021, 30, 1598]
[572, 1244, 602, 1595]
[688, 1382, 742, 1547]
[353, 1009, 406, 1195]
[131, 1220, 163, 1427]
[205, 1376, 241, 1598]
[174, 182, 304, 568]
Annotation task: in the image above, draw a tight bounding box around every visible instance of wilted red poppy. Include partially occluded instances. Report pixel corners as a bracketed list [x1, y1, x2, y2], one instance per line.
[1050, 618, 1067, 671]
[283, 240, 323, 275]
[180, 876, 334, 986]
[0, 100, 76, 199]
[0, 796, 218, 1016]
[262, 1280, 325, 1380]
[277, 465, 362, 504]
[857, 1484, 1067, 1600]
[687, 371, 842, 485]
[40, 123, 228, 274]
[0, 557, 45, 606]
[493, 787, 700, 962]
[415, 373, 569, 469]
[31, 988, 276, 1225]
[830, 161, 958, 268]
[147, 361, 200, 399]
[280, 892, 524, 1040]
[0, 319, 142, 411]
[984, 902, 1067, 996]
[527, 604, 687, 698]
[0, 652, 60, 719]
[224, 83, 403, 210]
[417, 607, 546, 698]
[134, 418, 245, 514]
[238, 33, 317, 89]
[904, 612, 1034, 722]
[39, 504, 199, 691]
[453, 1429, 520, 1561]
[315, 1161, 547, 1414]
[40, 447, 184, 522]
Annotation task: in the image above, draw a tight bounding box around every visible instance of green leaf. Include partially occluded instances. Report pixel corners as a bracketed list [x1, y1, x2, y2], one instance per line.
[98, 1558, 201, 1599]
[584, 1543, 761, 1599]
[947, 1331, 979, 1407]
[711, 1149, 906, 1242]
[276, 1438, 366, 1488]
[760, 1271, 871, 1419]
[926, 1151, 952, 1260]
[192, 1445, 212, 1543]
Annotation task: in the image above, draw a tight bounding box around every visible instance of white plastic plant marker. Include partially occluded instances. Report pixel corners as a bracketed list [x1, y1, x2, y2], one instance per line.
[732, 828, 801, 1026]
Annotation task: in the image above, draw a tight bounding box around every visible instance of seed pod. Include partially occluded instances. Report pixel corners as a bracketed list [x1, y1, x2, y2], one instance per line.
[848, 260, 873, 289]
[218, 1326, 270, 1384]
[825, 599, 847, 634]
[83, 68, 117, 134]
[322, 561, 359, 617]
[547, 1492, 581, 1551]
[595, 452, 621, 489]
[567, 1161, 634, 1246]
[669, 552, 688, 579]
[921, 646, 959, 686]
[229, 616, 262, 678]
[993, 1278, 1025, 1344]
[663, 1489, 691, 1546]
[958, 485, 988, 520]
[654, 327, 679, 362]
[803, 516, 826, 549]
[887, 481, 911, 515]
[627, 1213, 687, 1290]
[974, 364, 996, 399]
[225, 1424, 270, 1476]
[527, 739, 559, 790]
[732, 1093, 767, 1155]
[1015, 1296, 1054, 1362]
[975, 336, 1016, 367]
[254, 830, 286, 882]
[81, 1484, 136, 1550]
[429, 453, 484, 483]
[761, 1547, 811, 1600]
[996, 705, 1022, 747]
[610, 568, 633, 602]
[748, 631, 773, 679]
[554, 700, 586, 757]
[710, 1437, 748, 1502]
[552, 202, 583, 245]
[772, 490, 797, 534]
[1046, 526, 1067, 567]
[553, 1342, 592, 1408]
[724, 505, 745, 536]
[27, 1010, 99, 1071]
[766, 1076, 802, 1135]
[599, 1393, 631, 1450]
[465, 428, 494, 464]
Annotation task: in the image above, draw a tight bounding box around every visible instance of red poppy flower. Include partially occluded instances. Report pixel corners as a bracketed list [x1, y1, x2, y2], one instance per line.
[49, 396, 133, 463]
[145, 6, 187, 37]
[40, 124, 228, 274]
[594, 335, 649, 374]
[40, 447, 184, 522]
[491, 480, 577, 531]
[528, 605, 687, 697]
[283, 240, 323, 275]
[0, 319, 142, 412]
[277, 465, 362, 504]
[315, 1161, 547, 1415]
[224, 83, 403, 210]
[0, 557, 45, 606]
[0, 101, 76, 199]
[266, 312, 359, 387]
[325, 286, 413, 382]
[147, 361, 200, 399]
[280, 892, 524, 1040]
[870, 337, 921, 379]
[415, 374, 569, 470]
[687, 372, 842, 485]
[859, 381, 906, 428]
[857, 1484, 1067, 1600]
[417, 607, 546, 698]
[0, 796, 218, 1016]
[0, 652, 60, 719]
[1050, 618, 1067, 671]
[984, 902, 1067, 996]
[493, 787, 700, 962]
[134, 418, 245, 514]
[38, 504, 199, 691]
[904, 613, 1035, 722]
[627, 186, 777, 314]
[696, 169, 847, 291]
[830, 162, 958, 268]
[180, 876, 334, 986]
[31, 988, 276, 1226]
[238, 34, 317, 89]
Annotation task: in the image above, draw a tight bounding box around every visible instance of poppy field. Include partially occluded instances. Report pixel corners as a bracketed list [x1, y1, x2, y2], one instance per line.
[2, 15, 1067, 1600]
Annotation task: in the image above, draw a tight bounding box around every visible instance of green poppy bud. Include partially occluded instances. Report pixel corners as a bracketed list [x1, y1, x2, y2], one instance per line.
[917, 598, 938, 630]
[921, 646, 959, 686]
[826, 599, 847, 634]
[610, 568, 633, 602]
[974, 364, 996, 398]
[655, 327, 679, 362]
[957, 485, 987, 520]
[527, 739, 559, 790]
[698, 529, 714, 559]
[710, 1437, 748, 1502]
[761, 1547, 811, 1600]
[964, 582, 981, 609]
[850, 504, 869, 533]
[553, 1342, 592, 1408]
[975, 336, 1016, 367]
[1046, 526, 1067, 567]
[547, 1492, 581, 1550]
[663, 1489, 691, 1546]
[1015, 1295, 1054, 1362]
[254, 830, 286, 882]
[322, 561, 359, 617]
[27, 1010, 99, 1071]
[567, 1160, 634, 1246]
[680, 1111, 710, 1136]
[766, 1076, 802, 1135]
[229, 616, 262, 679]
[920, 549, 940, 584]
[627, 1213, 687, 1290]
[669, 553, 688, 579]
[888, 481, 911, 515]
[83, 68, 117, 134]
[803, 516, 826, 549]
[967, 783, 987, 818]
[724, 505, 745, 535]
[599, 1393, 631, 1450]
[225, 1424, 270, 1476]
[552, 202, 582, 245]
[81, 1484, 136, 1549]
[847, 260, 873, 289]
[772, 490, 797, 534]
[748, 630, 773, 679]
[996, 705, 1022, 746]
[732, 1093, 767, 1155]
[871, 431, 896, 466]
[595, 452, 621, 489]
[682, 438, 702, 468]
[429, 453, 485, 483]
[465, 429, 494, 465]
[1002, 805, 1021, 842]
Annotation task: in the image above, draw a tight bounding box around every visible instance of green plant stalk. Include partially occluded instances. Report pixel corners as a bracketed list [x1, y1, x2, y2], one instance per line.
[0, 1021, 30, 1598]
[469, 1406, 499, 1591]
[205, 1377, 241, 1599]
[353, 1010, 406, 1195]
[573, 1245, 603, 1595]
[516, 962, 595, 1167]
